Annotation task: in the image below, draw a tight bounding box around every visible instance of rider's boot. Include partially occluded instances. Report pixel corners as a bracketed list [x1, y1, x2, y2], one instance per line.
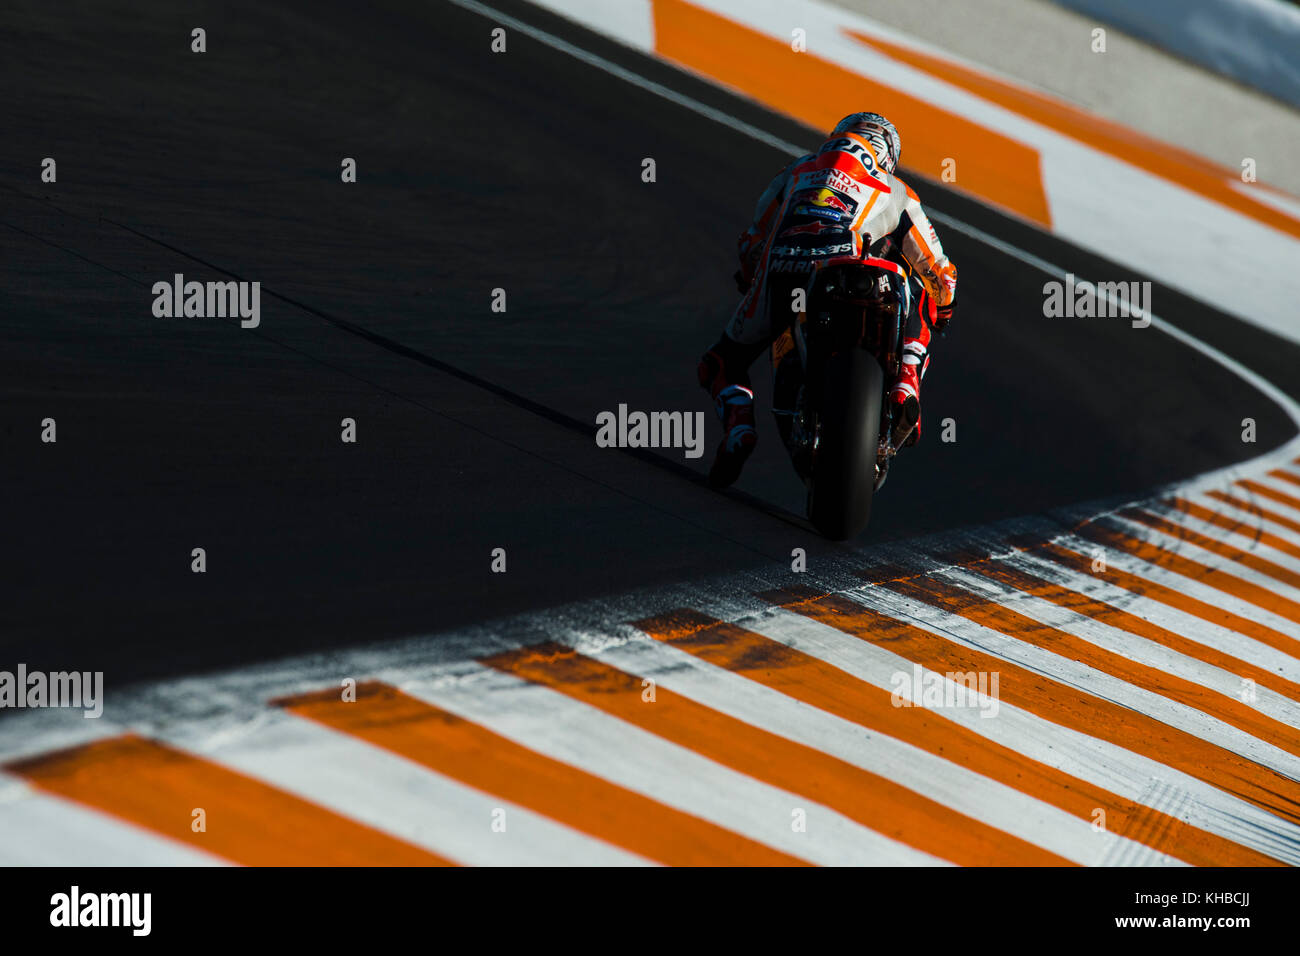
[889, 345, 927, 448]
[698, 349, 758, 488]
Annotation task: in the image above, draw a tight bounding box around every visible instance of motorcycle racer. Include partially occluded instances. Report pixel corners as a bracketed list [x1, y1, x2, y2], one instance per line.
[697, 112, 958, 488]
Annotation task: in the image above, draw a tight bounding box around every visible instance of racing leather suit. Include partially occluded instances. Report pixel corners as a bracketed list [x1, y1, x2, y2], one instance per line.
[698, 130, 957, 475]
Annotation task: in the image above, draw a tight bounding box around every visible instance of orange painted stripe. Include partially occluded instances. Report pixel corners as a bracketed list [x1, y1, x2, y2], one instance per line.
[1275, 468, 1300, 488]
[635, 608, 1280, 866]
[973, 558, 1300, 705]
[1242, 477, 1300, 513]
[886, 575, 1300, 761]
[1037, 541, 1300, 659]
[1076, 521, 1300, 626]
[277, 682, 805, 866]
[6, 734, 449, 866]
[483, 642, 1071, 866]
[1123, 508, 1300, 596]
[847, 30, 1300, 243]
[1171, 497, 1300, 563]
[650, 0, 1052, 227]
[1208, 490, 1300, 538]
[763, 587, 1300, 827]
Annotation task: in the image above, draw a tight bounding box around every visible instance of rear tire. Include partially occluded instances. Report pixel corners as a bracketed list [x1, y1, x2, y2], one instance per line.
[807, 348, 884, 539]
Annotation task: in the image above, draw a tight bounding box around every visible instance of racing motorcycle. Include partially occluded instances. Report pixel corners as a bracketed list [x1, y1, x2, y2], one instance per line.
[769, 254, 916, 539]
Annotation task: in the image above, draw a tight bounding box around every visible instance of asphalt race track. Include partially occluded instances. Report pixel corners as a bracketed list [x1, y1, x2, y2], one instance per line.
[4, 0, 1299, 691]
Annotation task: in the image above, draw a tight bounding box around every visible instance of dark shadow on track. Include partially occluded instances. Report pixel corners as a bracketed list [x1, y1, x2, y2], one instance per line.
[1, 0, 1296, 686]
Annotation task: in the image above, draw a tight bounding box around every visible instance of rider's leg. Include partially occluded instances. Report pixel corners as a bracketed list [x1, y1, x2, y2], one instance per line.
[889, 289, 934, 447]
[697, 277, 779, 487]
[697, 333, 769, 487]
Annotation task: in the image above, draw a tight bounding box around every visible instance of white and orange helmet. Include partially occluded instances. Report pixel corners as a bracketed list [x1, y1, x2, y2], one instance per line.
[831, 112, 901, 173]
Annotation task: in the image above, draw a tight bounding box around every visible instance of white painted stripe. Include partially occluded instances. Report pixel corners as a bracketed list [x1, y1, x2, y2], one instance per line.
[723, 602, 1300, 863]
[1188, 488, 1300, 543]
[853, 585, 1300, 781]
[445, 0, 807, 157]
[0, 773, 226, 866]
[525, 0, 654, 51]
[577, 631, 1179, 866]
[1233, 474, 1300, 523]
[1144, 504, 1300, 580]
[1105, 513, 1300, 604]
[0, 709, 123, 766]
[157, 708, 652, 867]
[1004, 549, 1300, 682]
[1260, 467, 1300, 489]
[940, 566, 1300, 731]
[402, 664, 944, 866]
[1055, 533, 1300, 642]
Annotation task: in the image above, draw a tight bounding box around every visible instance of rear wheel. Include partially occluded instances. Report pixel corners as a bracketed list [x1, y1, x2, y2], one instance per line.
[807, 348, 884, 539]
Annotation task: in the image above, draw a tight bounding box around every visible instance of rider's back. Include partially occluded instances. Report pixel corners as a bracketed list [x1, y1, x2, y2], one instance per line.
[769, 132, 914, 271]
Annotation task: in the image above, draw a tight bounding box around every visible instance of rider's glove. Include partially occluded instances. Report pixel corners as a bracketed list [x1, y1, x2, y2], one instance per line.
[935, 301, 955, 331]
[733, 269, 751, 294]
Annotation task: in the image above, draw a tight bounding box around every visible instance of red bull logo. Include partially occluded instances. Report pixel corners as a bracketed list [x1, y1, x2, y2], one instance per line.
[808, 188, 850, 213]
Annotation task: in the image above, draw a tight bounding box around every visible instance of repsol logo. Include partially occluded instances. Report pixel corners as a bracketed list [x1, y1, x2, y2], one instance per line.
[818, 137, 880, 174]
